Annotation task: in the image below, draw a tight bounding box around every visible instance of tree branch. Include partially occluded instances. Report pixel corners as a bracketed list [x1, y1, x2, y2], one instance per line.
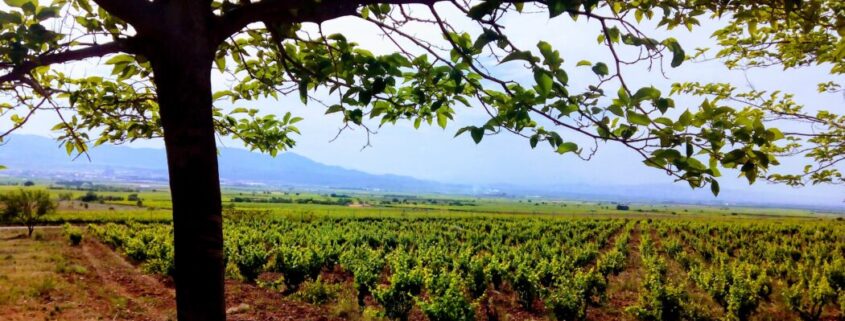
[90, 0, 159, 34]
[215, 0, 441, 40]
[0, 41, 128, 84]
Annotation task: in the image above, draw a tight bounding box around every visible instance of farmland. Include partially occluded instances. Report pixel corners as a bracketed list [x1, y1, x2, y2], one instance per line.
[1, 185, 844, 321]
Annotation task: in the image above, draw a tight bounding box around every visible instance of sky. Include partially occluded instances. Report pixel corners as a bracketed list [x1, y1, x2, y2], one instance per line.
[3, 3, 844, 205]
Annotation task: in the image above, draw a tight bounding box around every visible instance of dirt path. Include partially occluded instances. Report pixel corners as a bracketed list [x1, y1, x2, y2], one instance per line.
[0, 225, 62, 230]
[589, 221, 643, 321]
[0, 228, 346, 321]
[77, 237, 177, 320]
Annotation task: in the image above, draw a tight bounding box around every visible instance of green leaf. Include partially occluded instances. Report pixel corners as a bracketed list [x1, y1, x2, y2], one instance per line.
[325, 105, 344, 114]
[0, 11, 22, 25]
[607, 104, 624, 117]
[554, 70, 568, 85]
[627, 112, 650, 126]
[473, 28, 501, 50]
[500, 51, 535, 64]
[677, 109, 692, 127]
[537, 41, 553, 59]
[347, 109, 363, 125]
[576, 60, 592, 66]
[454, 126, 470, 137]
[766, 128, 784, 141]
[105, 54, 134, 65]
[533, 68, 553, 97]
[632, 87, 661, 101]
[436, 112, 448, 129]
[663, 38, 686, 67]
[591, 62, 609, 76]
[470, 127, 484, 144]
[467, 0, 501, 20]
[215, 56, 226, 72]
[656, 98, 674, 114]
[212, 90, 231, 101]
[358, 91, 372, 105]
[556, 142, 578, 154]
[547, 0, 571, 18]
[722, 149, 747, 165]
[3, 0, 35, 8]
[35, 6, 59, 20]
[710, 179, 720, 196]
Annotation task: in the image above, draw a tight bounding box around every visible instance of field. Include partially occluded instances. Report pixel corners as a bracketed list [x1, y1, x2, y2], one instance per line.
[0, 185, 844, 321]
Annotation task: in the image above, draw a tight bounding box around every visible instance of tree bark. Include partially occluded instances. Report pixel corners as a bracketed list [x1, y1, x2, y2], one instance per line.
[148, 10, 225, 320]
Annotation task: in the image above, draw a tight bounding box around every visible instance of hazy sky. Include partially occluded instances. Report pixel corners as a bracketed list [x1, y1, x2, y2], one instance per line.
[4, 4, 843, 205]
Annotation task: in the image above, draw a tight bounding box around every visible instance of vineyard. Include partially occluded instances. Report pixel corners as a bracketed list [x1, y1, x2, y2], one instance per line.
[86, 213, 845, 321]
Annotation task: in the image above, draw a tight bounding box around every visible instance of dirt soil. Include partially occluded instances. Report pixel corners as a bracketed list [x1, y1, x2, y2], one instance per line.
[0, 229, 339, 321]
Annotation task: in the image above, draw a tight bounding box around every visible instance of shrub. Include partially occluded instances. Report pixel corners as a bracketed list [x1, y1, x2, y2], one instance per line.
[512, 267, 540, 310]
[269, 246, 323, 293]
[230, 238, 268, 283]
[627, 257, 687, 321]
[295, 276, 339, 305]
[63, 224, 83, 246]
[546, 270, 606, 321]
[467, 257, 489, 299]
[419, 276, 476, 321]
[546, 284, 583, 321]
[78, 191, 98, 202]
[374, 267, 423, 321]
[340, 247, 385, 308]
[0, 189, 56, 236]
[783, 260, 844, 321]
[692, 262, 770, 321]
[597, 250, 625, 281]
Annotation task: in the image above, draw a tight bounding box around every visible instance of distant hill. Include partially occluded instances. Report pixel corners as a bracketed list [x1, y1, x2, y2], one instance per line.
[1, 135, 842, 212]
[0, 134, 465, 193]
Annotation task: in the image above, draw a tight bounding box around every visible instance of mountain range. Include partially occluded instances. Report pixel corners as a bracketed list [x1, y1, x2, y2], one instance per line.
[0, 134, 464, 193]
[1, 134, 843, 212]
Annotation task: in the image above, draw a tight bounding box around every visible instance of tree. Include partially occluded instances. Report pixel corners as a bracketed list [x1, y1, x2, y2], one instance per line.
[0, 189, 56, 236]
[0, 0, 840, 320]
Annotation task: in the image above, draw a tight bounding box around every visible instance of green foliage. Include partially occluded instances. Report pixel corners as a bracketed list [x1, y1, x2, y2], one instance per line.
[63, 223, 83, 246]
[512, 266, 541, 310]
[3, 0, 838, 196]
[229, 235, 269, 283]
[83, 215, 845, 320]
[268, 246, 323, 293]
[419, 271, 476, 321]
[340, 246, 385, 307]
[546, 269, 607, 321]
[294, 276, 340, 305]
[88, 223, 175, 276]
[597, 249, 626, 281]
[691, 261, 771, 321]
[0, 189, 55, 235]
[627, 254, 688, 321]
[783, 258, 845, 321]
[373, 265, 423, 321]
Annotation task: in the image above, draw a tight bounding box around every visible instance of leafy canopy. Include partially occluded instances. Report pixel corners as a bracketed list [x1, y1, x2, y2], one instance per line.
[0, 0, 843, 191]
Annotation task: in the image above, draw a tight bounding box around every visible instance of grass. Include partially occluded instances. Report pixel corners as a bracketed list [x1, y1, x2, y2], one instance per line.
[0, 230, 67, 306]
[1, 184, 842, 226]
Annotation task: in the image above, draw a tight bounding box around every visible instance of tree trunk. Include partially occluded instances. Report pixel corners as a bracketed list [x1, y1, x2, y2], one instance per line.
[149, 26, 225, 320]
